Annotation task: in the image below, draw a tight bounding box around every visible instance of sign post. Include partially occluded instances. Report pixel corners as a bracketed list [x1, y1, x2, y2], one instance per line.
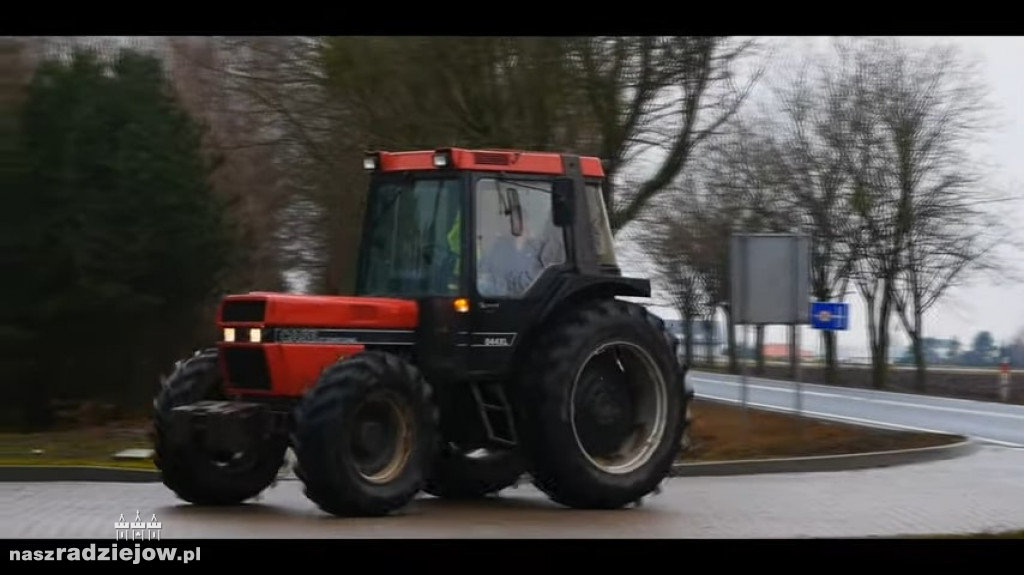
[809, 301, 850, 412]
[999, 357, 1010, 402]
[730, 233, 811, 416]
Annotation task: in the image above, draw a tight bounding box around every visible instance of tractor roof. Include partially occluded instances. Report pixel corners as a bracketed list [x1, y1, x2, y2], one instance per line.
[365, 147, 606, 178]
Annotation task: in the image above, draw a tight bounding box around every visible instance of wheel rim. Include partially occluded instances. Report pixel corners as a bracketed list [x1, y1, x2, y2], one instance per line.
[569, 340, 669, 475]
[349, 392, 415, 484]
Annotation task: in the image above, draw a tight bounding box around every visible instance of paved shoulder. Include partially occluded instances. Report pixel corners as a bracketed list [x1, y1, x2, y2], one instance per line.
[3, 446, 1023, 538]
[690, 371, 1024, 447]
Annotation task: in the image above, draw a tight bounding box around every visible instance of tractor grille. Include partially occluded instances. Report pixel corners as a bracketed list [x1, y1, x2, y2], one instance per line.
[221, 300, 266, 323]
[222, 347, 271, 390]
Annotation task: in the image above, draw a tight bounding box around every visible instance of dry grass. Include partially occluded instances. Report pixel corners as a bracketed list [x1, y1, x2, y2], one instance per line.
[683, 399, 960, 462]
[0, 399, 960, 470]
[0, 418, 154, 470]
[694, 363, 1023, 405]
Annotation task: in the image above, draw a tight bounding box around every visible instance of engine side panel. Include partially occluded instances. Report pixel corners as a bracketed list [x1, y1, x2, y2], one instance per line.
[216, 293, 420, 398]
[220, 342, 366, 398]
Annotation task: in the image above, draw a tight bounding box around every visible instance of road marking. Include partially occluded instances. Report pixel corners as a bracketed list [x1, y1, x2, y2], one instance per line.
[697, 393, 1024, 448]
[715, 361, 1008, 375]
[692, 370, 1024, 411]
[692, 377, 1024, 421]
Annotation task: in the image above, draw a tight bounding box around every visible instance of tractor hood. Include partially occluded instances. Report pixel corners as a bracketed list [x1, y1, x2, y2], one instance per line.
[217, 292, 419, 330]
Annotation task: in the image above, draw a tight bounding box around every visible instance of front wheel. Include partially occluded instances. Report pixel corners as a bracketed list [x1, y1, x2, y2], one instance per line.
[511, 299, 687, 510]
[153, 349, 287, 506]
[291, 351, 439, 517]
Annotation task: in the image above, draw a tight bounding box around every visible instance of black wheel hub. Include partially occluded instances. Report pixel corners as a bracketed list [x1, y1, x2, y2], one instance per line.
[574, 355, 635, 458]
[358, 420, 389, 454]
[351, 402, 399, 476]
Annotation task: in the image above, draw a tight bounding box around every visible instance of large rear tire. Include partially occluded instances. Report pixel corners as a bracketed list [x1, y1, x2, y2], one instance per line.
[291, 351, 438, 517]
[511, 299, 688, 509]
[153, 349, 287, 506]
[424, 446, 524, 499]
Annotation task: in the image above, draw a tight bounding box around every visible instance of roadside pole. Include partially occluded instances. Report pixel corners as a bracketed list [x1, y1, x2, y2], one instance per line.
[1000, 357, 1011, 402]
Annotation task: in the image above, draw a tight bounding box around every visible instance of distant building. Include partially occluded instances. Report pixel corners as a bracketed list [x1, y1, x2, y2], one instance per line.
[895, 336, 961, 365]
[762, 343, 814, 360]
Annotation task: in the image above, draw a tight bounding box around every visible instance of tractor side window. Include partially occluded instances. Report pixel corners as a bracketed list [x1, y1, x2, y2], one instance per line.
[585, 183, 618, 268]
[357, 176, 463, 298]
[475, 178, 566, 298]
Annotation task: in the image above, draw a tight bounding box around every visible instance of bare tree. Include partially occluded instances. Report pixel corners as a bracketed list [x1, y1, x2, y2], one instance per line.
[639, 188, 709, 367]
[825, 37, 1013, 389]
[165, 37, 291, 296]
[761, 48, 858, 384]
[864, 39, 1012, 390]
[683, 118, 791, 373]
[673, 178, 742, 371]
[207, 36, 765, 300]
[196, 36, 369, 295]
[298, 37, 603, 293]
[567, 37, 765, 234]
[822, 38, 903, 390]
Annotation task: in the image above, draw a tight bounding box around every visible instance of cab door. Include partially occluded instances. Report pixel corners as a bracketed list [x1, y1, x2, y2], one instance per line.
[466, 174, 567, 377]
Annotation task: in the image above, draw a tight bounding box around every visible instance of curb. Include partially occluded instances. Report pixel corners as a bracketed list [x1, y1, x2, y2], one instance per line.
[0, 465, 160, 483]
[668, 436, 979, 477]
[1, 437, 978, 483]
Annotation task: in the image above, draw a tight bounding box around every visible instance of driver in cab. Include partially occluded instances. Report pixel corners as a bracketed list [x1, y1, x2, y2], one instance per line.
[477, 188, 551, 298]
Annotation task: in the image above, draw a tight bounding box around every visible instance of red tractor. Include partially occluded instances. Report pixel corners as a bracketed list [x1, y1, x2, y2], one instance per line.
[153, 147, 691, 517]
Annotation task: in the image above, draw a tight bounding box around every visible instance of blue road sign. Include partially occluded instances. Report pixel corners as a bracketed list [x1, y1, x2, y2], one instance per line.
[810, 301, 849, 331]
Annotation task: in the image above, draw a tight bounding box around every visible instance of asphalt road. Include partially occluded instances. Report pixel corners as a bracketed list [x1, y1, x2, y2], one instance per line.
[4, 445, 1024, 538]
[689, 370, 1024, 447]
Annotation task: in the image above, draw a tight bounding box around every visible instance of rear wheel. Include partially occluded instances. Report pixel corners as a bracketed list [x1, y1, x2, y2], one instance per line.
[511, 299, 687, 509]
[424, 446, 524, 499]
[292, 351, 438, 517]
[153, 349, 287, 506]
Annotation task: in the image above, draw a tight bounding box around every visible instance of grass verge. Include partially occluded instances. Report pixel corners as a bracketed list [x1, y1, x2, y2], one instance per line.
[904, 529, 1024, 539]
[0, 419, 155, 470]
[683, 398, 961, 462]
[0, 398, 960, 470]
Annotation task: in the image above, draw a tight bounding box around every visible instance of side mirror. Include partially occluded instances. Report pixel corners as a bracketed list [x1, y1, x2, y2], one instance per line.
[552, 178, 574, 227]
[507, 187, 523, 237]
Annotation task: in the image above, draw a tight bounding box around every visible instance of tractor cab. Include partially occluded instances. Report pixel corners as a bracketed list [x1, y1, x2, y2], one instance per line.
[352, 148, 639, 383]
[355, 147, 620, 301]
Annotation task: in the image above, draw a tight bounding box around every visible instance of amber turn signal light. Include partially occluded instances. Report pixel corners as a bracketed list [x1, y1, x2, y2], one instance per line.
[453, 297, 470, 313]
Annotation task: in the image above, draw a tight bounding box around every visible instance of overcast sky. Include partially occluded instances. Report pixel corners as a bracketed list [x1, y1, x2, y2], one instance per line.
[620, 36, 1024, 360]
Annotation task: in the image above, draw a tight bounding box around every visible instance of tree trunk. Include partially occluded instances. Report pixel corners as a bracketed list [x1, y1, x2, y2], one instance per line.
[871, 343, 886, 389]
[683, 313, 694, 367]
[823, 330, 837, 385]
[911, 333, 927, 391]
[15, 350, 55, 432]
[703, 318, 715, 367]
[912, 310, 927, 391]
[871, 287, 893, 389]
[725, 308, 738, 374]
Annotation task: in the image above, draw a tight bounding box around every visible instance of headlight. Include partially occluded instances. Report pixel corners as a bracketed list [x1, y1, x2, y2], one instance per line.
[223, 327, 263, 342]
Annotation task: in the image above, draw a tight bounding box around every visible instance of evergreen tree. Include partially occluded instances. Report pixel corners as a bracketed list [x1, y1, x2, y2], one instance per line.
[3, 48, 232, 428]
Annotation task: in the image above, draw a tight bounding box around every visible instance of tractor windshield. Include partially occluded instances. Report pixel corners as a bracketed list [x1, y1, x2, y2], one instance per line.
[355, 174, 463, 298]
